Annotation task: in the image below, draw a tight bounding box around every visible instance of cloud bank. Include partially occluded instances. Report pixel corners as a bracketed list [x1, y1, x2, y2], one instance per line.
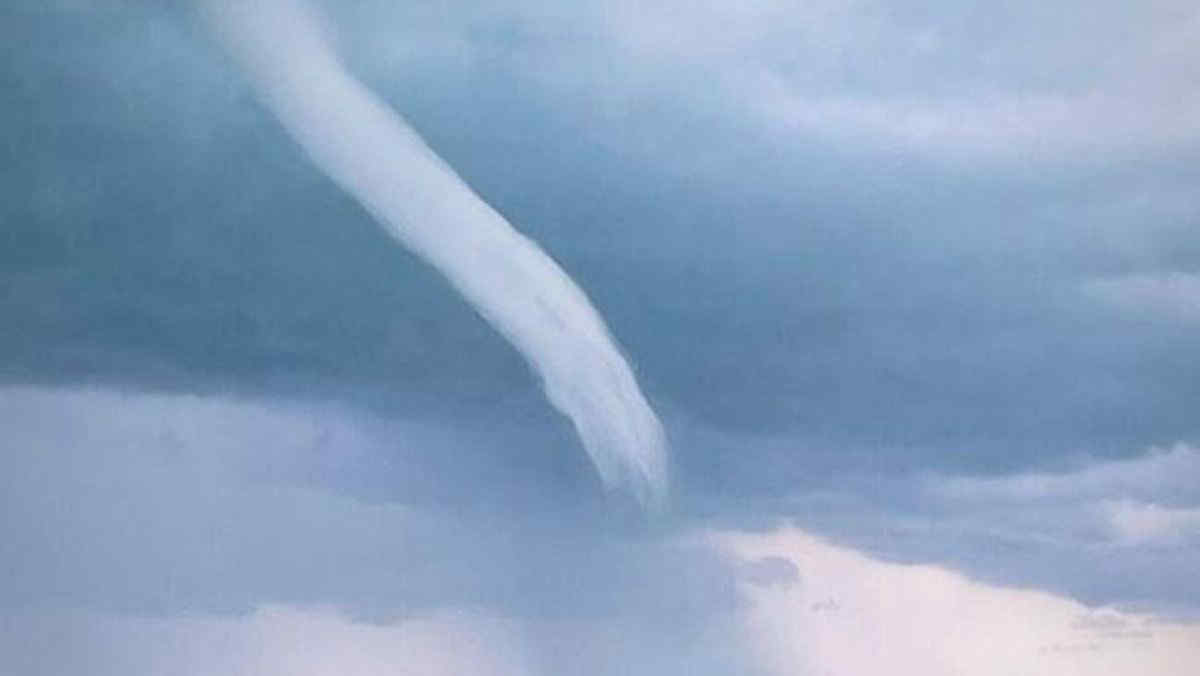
[720, 527, 1200, 676]
[5, 385, 1200, 675]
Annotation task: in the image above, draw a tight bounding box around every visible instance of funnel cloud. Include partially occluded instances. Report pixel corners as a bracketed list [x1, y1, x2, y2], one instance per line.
[198, 0, 668, 509]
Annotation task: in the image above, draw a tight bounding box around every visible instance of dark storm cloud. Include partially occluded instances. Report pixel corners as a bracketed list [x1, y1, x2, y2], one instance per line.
[5, 0, 1198, 489]
[3, 0, 1200, 633]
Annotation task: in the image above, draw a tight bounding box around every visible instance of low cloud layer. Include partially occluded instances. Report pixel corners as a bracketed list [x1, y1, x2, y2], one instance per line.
[0, 387, 728, 621]
[3, 387, 1198, 675]
[4, 386, 1200, 675]
[752, 443, 1200, 615]
[721, 528, 1200, 676]
[8, 560, 1199, 676]
[0, 385, 753, 673]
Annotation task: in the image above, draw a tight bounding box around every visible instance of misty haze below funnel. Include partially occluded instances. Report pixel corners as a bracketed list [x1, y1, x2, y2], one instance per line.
[198, 0, 668, 509]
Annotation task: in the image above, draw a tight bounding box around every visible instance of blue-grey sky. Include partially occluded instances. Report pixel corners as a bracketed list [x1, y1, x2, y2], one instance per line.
[3, 1, 1200, 674]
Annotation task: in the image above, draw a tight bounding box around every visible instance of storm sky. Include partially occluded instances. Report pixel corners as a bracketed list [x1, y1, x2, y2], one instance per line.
[3, 1, 1200, 674]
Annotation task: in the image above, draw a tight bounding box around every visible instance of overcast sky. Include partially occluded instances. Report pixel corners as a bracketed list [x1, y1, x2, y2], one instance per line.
[3, 1, 1200, 674]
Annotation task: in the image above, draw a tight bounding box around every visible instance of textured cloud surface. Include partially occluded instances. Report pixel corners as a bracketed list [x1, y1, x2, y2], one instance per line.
[4, 0, 1200, 672]
[6, 545, 1199, 676]
[4, 386, 1200, 674]
[720, 528, 1200, 676]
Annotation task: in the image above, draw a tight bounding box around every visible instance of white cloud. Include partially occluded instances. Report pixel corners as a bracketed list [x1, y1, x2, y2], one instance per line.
[1104, 500, 1200, 547]
[714, 526, 1200, 676]
[928, 443, 1200, 506]
[911, 445, 1200, 560]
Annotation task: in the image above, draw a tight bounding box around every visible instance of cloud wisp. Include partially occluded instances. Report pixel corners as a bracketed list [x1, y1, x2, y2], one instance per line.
[197, 0, 668, 509]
